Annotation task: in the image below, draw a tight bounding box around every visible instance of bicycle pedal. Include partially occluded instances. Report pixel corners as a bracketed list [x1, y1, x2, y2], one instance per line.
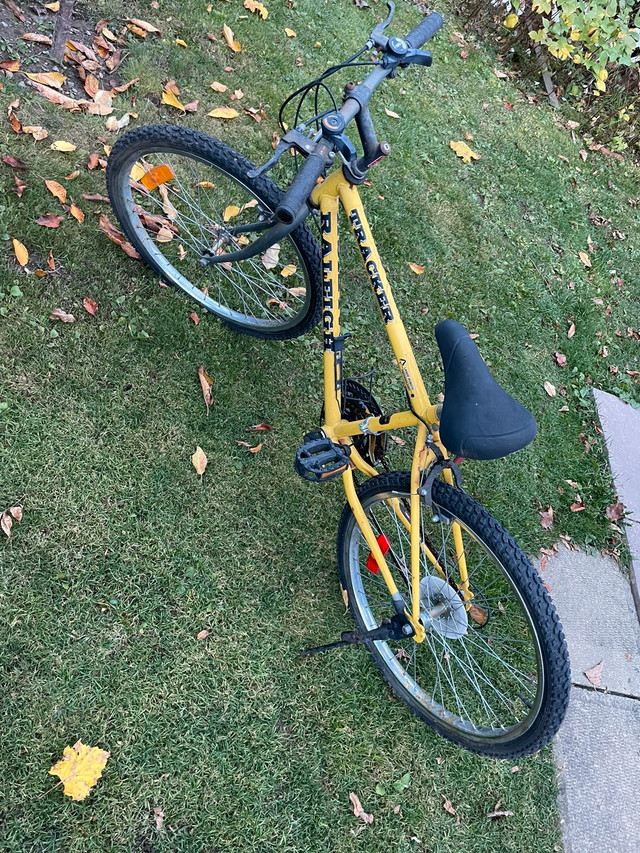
[294, 433, 351, 483]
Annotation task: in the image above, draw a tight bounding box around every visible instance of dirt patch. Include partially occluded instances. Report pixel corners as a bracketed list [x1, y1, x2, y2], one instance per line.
[0, 1, 138, 102]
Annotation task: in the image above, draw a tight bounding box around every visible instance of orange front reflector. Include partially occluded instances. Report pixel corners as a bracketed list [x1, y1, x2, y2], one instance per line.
[140, 164, 175, 191]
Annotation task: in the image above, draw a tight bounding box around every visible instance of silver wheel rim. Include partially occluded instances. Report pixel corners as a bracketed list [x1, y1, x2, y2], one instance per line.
[113, 146, 314, 332]
[347, 487, 545, 743]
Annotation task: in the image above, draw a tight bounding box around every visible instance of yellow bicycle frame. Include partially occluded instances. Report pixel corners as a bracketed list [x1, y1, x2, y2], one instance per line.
[310, 168, 471, 641]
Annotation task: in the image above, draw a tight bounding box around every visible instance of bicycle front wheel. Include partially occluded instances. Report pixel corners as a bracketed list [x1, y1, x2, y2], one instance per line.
[106, 125, 322, 339]
[337, 471, 570, 758]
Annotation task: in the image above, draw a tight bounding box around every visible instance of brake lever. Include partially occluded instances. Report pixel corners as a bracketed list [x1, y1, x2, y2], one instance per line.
[367, 0, 395, 49]
[247, 128, 319, 179]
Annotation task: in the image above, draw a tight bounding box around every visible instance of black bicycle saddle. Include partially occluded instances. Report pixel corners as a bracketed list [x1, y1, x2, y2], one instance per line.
[434, 319, 537, 460]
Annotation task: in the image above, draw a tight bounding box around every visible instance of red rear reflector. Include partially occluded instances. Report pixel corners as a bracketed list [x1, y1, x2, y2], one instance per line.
[366, 533, 390, 574]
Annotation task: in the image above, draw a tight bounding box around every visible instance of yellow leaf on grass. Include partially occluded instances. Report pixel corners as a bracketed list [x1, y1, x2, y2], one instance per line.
[48, 740, 110, 802]
[45, 179, 67, 204]
[175, 38, 188, 47]
[45, 1, 60, 10]
[223, 24, 241, 52]
[285, 27, 296, 37]
[504, 14, 518, 28]
[22, 125, 48, 141]
[578, 250, 592, 268]
[244, 0, 268, 18]
[223, 205, 241, 221]
[192, 445, 208, 476]
[210, 81, 227, 92]
[208, 107, 239, 119]
[449, 140, 481, 163]
[162, 89, 185, 111]
[26, 71, 66, 89]
[385, 107, 400, 119]
[69, 203, 85, 223]
[408, 262, 424, 274]
[13, 238, 28, 267]
[127, 18, 161, 34]
[50, 140, 76, 152]
[281, 264, 296, 277]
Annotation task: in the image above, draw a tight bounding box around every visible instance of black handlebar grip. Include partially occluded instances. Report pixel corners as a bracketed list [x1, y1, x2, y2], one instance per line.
[275, 151, 327, 224]
[405, 11, 444, 49]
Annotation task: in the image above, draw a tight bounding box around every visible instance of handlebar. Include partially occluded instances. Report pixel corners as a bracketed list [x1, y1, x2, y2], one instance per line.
[405, 11, 444, 49]
[273, 9, 444, 224]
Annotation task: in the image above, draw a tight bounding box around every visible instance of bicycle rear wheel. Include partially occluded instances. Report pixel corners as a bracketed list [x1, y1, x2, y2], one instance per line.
[106, 125, 322, 339]
[337, 471, 570, 758]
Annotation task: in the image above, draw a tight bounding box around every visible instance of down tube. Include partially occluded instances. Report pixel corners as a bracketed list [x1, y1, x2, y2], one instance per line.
[340, 184, 430, 415]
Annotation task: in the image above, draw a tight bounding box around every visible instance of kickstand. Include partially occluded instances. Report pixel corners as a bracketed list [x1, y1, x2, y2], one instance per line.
[299, 614, 412, 656]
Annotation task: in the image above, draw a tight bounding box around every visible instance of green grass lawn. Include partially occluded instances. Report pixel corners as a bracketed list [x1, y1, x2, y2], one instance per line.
[1, 0, 639, 850]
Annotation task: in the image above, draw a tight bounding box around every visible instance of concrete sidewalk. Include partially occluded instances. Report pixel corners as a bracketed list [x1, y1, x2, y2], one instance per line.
[542, 389, 640, 853]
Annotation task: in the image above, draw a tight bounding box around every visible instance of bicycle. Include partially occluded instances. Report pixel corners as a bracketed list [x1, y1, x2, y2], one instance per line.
[106, 2, 571, 758]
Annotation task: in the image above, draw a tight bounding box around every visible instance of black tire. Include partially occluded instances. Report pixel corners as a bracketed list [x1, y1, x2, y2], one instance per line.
[106, 124, 322, 340]
[337, 471, 570, 758]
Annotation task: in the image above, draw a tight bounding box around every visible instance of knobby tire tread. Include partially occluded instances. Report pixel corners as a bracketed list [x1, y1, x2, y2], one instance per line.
[337, 471, 571, 758]
[106, 124, 322, 340]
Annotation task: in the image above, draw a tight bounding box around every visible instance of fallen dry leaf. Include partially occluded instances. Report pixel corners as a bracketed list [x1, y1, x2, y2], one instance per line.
[98, 214, 141, 258]
[584, 660, 603, 686]
[208, 107, 239, 120]
[48, 741, 110, 802]
[13, 174, 26, 197]
[543, 381, 556, 397]
[36, 214, 64, 228]
[153, 805, 164, 832]
[69, 203, 85, 223]
[21, 32, 52, 45]
[0, 59, 20, 72]
[385, 107, 400, 119]
[192, 446, 208, 476]
[223, 23, 241, 52]
[349, 792, 373, 825]
[196, 629, 211, 640]
[249, 442, 263, 453]
[245, 423, 270, 431]
[539, 507, 554, 530]
[261, 243, 280, 270]
[606, 501, 625, 521]
[1, 512, 13, 538]
[285, 27, 296, 37]
[553, 352, 567, 367]
[45, 179, 67, 204]
[189, 312, 199, 325]
[83, 297, 98, 316]
[408, 262, 424, 275]
[567, 321, 576, 339]
[244, 0, 268, 18]
[49, 308, 76, 323]
[198, 366, 214, 416]
[210, 81, 227, 93]
[443, 798, 457, 816]
[12, 238, 28, 266]
[3, 154, 28, 169]
[175, 38, 188, 48]
[9, 506, 22, 522]
[22, 125, 48, 141]
[47, 250, 55, 270]
[26, 71, 66, 89]
[162, 89, 185, 111]
[127, 17, 161, 34]
[50, 140, 77, 152]
[578, 250, 591, 268]
[450, 140, 481, 163]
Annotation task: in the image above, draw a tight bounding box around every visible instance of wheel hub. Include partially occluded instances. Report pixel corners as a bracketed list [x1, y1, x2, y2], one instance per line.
[419, 575, 468, 639]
